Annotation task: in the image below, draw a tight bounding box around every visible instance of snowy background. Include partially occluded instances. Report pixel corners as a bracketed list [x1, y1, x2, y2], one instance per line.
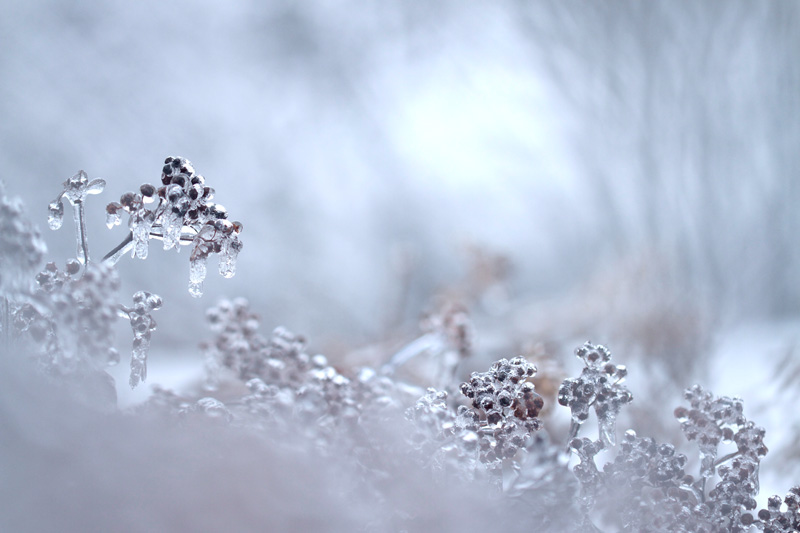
[1, 0, 799, 522]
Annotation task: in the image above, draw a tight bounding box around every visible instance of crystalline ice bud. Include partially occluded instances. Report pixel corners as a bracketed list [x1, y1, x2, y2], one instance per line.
[48, 201, 64, 230]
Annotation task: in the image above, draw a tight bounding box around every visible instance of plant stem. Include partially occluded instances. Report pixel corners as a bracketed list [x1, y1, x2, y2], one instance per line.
[102, 232, 134, 265]
[73, 200, 90, 265]
[102, 228, 196, 265]
[714, 450, 740, 467]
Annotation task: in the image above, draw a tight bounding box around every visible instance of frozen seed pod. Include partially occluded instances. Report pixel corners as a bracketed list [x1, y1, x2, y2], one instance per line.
[105, 202, 122, 228]
[47, 200, 64, 230]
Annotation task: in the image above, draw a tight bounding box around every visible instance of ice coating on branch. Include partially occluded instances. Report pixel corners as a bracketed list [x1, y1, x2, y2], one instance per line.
[46, 171, 107, 265]
[558, 342, 631, 446]
[189, 255, 207, 298]
[47, 201, 64, 230]
[124, 290, 162, 388]
[570, 437, 603, 511]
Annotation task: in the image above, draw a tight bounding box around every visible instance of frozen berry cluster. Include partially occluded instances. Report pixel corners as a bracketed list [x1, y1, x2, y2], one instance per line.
[458, 357, 543, 467]
[19, 261, 121, 374]
[202, 297, 267, 385]
[558, 342, 632, 446]
[105, 157, 242, 297]
[120, 291, 162, 388]
[674, 385, 766, 480]
[743, 487, 800, 532]
[597, 430, 692, 530]
[0, 183, 47, 293]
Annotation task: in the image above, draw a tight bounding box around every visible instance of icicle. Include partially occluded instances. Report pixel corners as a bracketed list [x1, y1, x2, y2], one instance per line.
[132, 220, 149, 259]
[48, 201, 64, 230]
[161, 210, 183, 251]
[189, 255, 207, 297]
[218, 236, 242, 278]
[130, 211, 154, 260]
[130, 337, 149, 388]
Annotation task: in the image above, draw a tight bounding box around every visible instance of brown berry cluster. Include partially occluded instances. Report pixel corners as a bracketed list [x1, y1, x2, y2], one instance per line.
[105, 157, 242, 296]
[458, 356, 543, 465]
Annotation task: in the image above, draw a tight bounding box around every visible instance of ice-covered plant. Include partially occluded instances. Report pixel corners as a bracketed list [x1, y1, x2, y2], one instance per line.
[143, 294, 800, 532]
[558, 342, 632, 446]
[47, 171, 107, 263]
[103, 156, 243, 297]
[0, 182, 48, 350]
[459, 357, 544, 465]
[4, 158, 242, 392]
[119, 291, 163, 388]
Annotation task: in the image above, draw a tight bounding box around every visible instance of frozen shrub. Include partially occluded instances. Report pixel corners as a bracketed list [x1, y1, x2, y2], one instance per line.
[4, 169, 799, 531]
[3, 159, 242, 394]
